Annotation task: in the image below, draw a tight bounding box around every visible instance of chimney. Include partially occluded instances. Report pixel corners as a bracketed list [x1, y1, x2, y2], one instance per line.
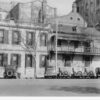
[72, 2, 77, 12]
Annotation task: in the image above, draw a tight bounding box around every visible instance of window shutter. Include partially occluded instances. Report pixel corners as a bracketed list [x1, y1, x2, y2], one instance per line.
[39, 55, 42, 68]
[26, 32, 28, 45]
[19, 32, 21, 44]
[45, 34, 47, 46]
[40, 34, 42, 46]
[10, 54, 13, 66]
[25, 54, 28, 68]
[4, 30, 9, 44]
[12, 31, 14, 44]
[32, 33, 35, 49]
[18, 54, 21, 67]
[3, 54, 8, 66]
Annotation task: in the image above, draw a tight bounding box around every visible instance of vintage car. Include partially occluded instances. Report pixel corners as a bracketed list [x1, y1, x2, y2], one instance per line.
[3, 65, 20, 79]
[44, 66, 58, 79]
[95, 68, 100, 78]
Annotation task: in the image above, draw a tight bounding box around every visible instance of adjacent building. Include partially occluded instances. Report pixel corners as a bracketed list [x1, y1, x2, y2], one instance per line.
[75, 0, 100, 27]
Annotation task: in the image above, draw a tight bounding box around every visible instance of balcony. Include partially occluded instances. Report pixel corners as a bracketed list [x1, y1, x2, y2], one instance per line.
[48, 45, 100, 55]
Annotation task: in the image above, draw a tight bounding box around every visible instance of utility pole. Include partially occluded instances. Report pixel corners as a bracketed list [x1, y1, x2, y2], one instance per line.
[55, 19, 58, 74]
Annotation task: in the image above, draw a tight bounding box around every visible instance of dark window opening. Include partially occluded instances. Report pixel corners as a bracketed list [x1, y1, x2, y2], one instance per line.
[12, 31, 21, 45]
[26, 32, 35, 46]
[40, 55, 47, 68]
[40, 33, 47, 46]
[0, 54, 8, 67]
[11, 54, 21, 68]
[25, 54, 35, 68]
[0, 30, 4, 43]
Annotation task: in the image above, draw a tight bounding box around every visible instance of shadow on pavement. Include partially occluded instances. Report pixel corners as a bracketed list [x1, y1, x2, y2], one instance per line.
[50, 86, 100, 94]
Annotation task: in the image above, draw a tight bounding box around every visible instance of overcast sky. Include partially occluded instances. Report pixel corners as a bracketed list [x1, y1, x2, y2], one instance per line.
[0, 0, 75, 15]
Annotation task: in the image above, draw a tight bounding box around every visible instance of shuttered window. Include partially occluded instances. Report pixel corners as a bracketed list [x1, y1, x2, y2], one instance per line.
[4, 30, 9, 44]
[0, 30, 4, 43]
[25, 54, 35, 68]
[0, 29, 9, 44]
[64, 56, 71, 67]
[40, 55, 47, 68]
[11, 54, 21, 68]
[83, 56, 92, 67]
[12, 31, 21, 45]
[0, 54, 8, 67]
[40, 33, 47, 46]
[26, 32, 35, 47]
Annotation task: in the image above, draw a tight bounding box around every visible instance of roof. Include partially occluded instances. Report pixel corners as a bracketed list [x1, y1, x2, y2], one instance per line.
[51, 24, 83, 34]
[51, 24, 100, 40]
[0, 2, 17, 12]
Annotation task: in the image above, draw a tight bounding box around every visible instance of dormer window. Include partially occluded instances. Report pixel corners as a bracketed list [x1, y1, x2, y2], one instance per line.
[70, 17, 73, 20]
[72, 26, 77, 32]
[77, 18, 80, 21]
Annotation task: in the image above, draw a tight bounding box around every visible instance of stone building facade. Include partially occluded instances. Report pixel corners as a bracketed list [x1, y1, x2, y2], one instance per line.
[75, 0, 100, 26]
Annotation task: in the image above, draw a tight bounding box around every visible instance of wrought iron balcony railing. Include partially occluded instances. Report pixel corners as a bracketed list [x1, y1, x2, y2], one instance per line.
[48, 45, 100, 55]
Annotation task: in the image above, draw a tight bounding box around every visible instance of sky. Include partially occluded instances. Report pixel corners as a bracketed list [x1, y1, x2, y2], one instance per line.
[0, 0, 75, 15]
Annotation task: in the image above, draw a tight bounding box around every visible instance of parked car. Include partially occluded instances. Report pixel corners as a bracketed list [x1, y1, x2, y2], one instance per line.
[3, 65, 20, 79]
[96, 68, 100, 78]
[44, 66, 57, 79]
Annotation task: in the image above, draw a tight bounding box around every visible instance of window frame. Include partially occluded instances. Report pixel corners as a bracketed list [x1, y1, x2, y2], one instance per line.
[26, 31, 35, 46]
[12, 30, 21, 45]
[40, 55, 47, 68]
[11, 54, 21, 68]
[0, 29, 4, 43]
[25, 54, 34, 68]
[40, 33, 47, 47]
[0, 53, 8, 67]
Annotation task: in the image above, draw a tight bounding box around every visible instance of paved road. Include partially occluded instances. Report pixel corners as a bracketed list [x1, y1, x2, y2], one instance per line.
[0, 79, 100, 96]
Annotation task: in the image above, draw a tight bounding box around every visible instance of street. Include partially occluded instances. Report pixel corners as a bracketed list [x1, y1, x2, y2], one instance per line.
[0, 79, 100, 96]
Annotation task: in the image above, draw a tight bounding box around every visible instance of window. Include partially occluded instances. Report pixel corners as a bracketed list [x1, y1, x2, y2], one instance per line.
[97, 0, 100, 6]
[83, 56, 92, 67]
[25, 54, 35, 68]
[77, 6, 79, 12]
[11, 54, 21, 68]
[26, 32, 35, 46]
[70, 17, 73, 20]
[0, 54, 8, 67]
[72, 26, 77, 32]
[77, 18, 80, 21]
[40, 55, 47, 68]
[0, 30, 4, 43]
[12, 31, 21, 45]
[64, 56, 71, 67]
[40, 33, 47, 46]
[0, 54, 3, 66]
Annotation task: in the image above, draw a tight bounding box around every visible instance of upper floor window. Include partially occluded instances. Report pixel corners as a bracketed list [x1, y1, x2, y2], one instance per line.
[97, 0, 100, 6]
[70, 17, 73, 20]
[12, 31, 21, 45]
[26, 32, 35, 46]
[77, 18, 80, 21]
[0, 29, 8, 44]
[72, 26, 77, 32]
[0, 30, 4, 43]
[40, 33, 47, 46]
